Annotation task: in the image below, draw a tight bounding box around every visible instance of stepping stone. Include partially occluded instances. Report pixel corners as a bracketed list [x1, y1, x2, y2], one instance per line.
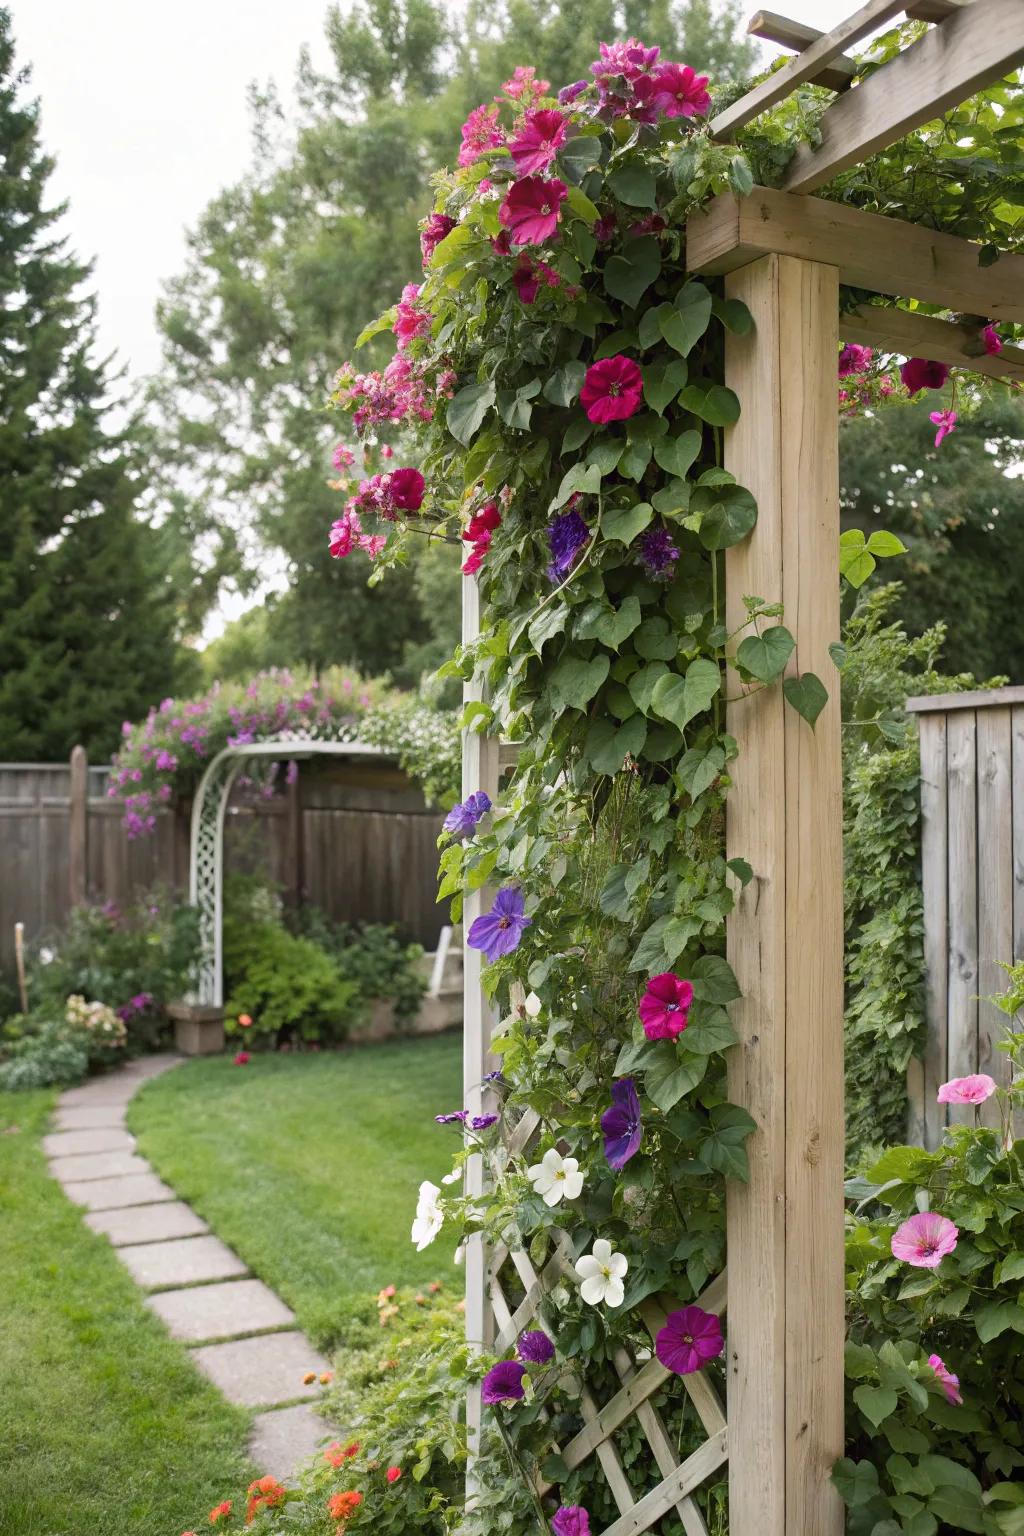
[121, 1054, 182, 1080]
[249, 1403, 332, 1484]
[86, 1200, 208, 1247]
[62, 1172, 177, 1210]
[52, 1105, 127, 1131]
[43, 1128, 135, 1157]
[49, 1150, 150, 1182]
[191, 1332, 330, 1408]
[147, 1278, 295, 1342]
[58, 1080, 140, 1108]
[116, 1235, 247, 1289]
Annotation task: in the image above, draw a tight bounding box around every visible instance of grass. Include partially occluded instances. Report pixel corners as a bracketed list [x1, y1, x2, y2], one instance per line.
[130, 1034, 463, 1348]
[0, 1088, 253, 1536]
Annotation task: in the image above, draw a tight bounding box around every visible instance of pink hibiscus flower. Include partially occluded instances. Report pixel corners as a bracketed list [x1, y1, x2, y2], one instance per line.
[498, 176, 568, 246]
[509, 109, 567, 175]
[580, 355, 644, 423]
[655, 1307, 723, 1375]
[937, 1073, 996, 1105]
[929, 409, 957, 447]
[900, 357, 950, 394]
[891, 1211, 959, 1269]
[638, 973, 694, 1040]
[648, 63, 711, 119]
[927, 1353, 963, 1406]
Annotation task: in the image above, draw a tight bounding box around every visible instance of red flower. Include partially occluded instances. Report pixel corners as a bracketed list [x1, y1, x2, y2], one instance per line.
[647, 62, 710, 119]
[386, 1466, 402, 1482]
[465, 503, 501, 542]
[508, 109, 567, 174]
[209, 1502, 232, 1525]
[638, 972, 694, 1040]
[234, 1051, 250, 1066]
[498, 176, 568, 246]
[900, 356, 950, 394]
[512, 256, 541, 305]
[246, 1476, 286, 1524]
[328, 1489, 364, 1525]
[579, 355, 644, 424]
[388, 467, 425, 511]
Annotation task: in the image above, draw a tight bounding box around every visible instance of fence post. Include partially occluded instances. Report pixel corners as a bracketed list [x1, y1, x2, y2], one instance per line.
[68, 745, 88, 909]
[285, 763, 304, 910]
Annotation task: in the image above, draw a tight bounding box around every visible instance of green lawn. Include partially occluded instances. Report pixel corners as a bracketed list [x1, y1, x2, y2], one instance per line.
[130, 1035, 463, 1348]
[0, 1088, 253, 1536]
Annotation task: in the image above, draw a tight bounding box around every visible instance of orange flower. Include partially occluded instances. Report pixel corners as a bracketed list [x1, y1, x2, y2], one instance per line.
[238, 1013, 253, 1027]
[320, 1371, 333, 1384]
[245, 1476, 286, 1524]
[386, 1466, 402, 1483]
[327, 1489, 364, 1524]
[376, 1284, 397, 1305]
[302, 1371, 317, 1384]
[209, 1501, 232, 1524]
[325, 1441, 345, 1468]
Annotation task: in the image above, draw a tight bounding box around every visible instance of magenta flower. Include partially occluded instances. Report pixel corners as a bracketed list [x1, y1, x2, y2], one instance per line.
[900, 357, 950, 394]
[647, 62, 711, 119]
[601, 1077, 642, 1169]
[982, 323, 1002, 356]
[467, 886, 531, 963]
[481, 1360, 526, 1404]
[591, 39, 660, 81]
[552, 1510, 590, 1536]
[421, 213, 456, 265]
[838, 344, 872, 377]
[929, 409, 957, 447]
[499, 65, 549, 106]
[891, 1212, 959, 1269]
[937, 1073, 996, 1105]
[332, 442, 355, 469]
[458, 103, 505, 167]
[393, 283, 432, 349]
[580, 355, 644, 424]
[927, 1353, 963, 1406]
[512, 256, 541, 305]
[518, 1330, 555, 1364]
[509, 109, 567, 175]
[499, 177, 568, 246]
[638, 973, 694, 1041]
[389, 467, 425, 511]
[656, 1307, 723, 1375]
[328, 510, 362, 559]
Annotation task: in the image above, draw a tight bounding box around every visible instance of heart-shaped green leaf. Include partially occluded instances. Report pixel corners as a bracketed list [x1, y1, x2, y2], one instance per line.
[609, 165, 658, 208]
[602, 502, 653, 546]
[642, 358, 688, 414]
[629, 660, 670, 714]
[603, 236, 662, 309]
[549, 653, 610, 712]
[782, 672, 829, 727]
[649, 658, 720, 730]
[542, 362, 587, 408]
[679, 383, 741, 426]
[447, 380, 496, 446]
[695, 484, 757, 550]
[653, 430, 701, 479]
[591, 595, 642, 647]
[660, 282, 713, 356]
[736, 625, 794, 683]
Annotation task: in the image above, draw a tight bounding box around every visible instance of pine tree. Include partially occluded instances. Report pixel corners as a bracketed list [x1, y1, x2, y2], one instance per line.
[0, 10, 186, 760]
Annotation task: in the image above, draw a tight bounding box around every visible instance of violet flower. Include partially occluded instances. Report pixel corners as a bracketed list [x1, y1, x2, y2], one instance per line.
[547, 510, 590, 582]
[443, 791, 492, 839]
[467, 886, 531, 963]
[435, 1110, 469, 1125]
[481, 1360, 527, 1403]
[518, 1330, 555, 1364]
[636, 525, 679, 580]
[601, 1077, 642, 1169]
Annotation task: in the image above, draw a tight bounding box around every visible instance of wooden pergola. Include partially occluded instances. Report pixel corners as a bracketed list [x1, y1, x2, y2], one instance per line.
[462, 4, 1024, 1532]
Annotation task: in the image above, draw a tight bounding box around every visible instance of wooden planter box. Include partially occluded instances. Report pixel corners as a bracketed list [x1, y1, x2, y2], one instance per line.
[167, 1001, 225, 1056]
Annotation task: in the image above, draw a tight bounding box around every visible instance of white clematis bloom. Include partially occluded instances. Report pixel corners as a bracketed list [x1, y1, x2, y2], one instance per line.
[527, 1147, 584, 1207]
[410, 1179, 444, 1251]
[575, 1238, 628, 1308]
[524, 991, 542, 1018]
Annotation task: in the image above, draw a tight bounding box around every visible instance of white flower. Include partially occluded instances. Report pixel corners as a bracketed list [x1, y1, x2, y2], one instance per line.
[453, 1242, 465, 1267]
[524, 991, 542, 1018]
[575, 1238, 628, 1308]
[527, 1148, 583, 1207]
[410, 1180, 444, 1251]
[442, 1167, 462, 1186]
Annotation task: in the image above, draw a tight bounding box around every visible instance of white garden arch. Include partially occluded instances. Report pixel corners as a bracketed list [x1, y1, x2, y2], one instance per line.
[188, 738, 392, 1006]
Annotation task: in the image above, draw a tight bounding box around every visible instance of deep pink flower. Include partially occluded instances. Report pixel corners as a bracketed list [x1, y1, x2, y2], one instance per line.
[591, 39, 660, 81]
[388, 467, 425, 511]
[358, 533, 387, 559]
[982, 323, 1002, 356]
[928, 1353, 963, 1406]
[552, 1509, 591, 1536]
[328, 509, 362, 559]
[648, 62, 711, 119]
[580, 355, 644, 424]
[512, 257, 541, 305]
[900, 357, 950, 394]
[459, 103, 505, 166]
[638, 973, 694, 1040]
[491, 229, 513, 256]
[234, 1051, 250, 1066]
[891, 1212, 959, 1269]
[393, 283, 432, 349]
[332, 442, 355, 470]
[461, 530, 491, 574]
[465, 503, 501, 542]
[656, 1307, 723, 1375]
[937, 1073, 996, 1105]
[421, 213, 456, 265]
[838, 344, 872, 377]
[509, 109, 567, 175]
[499, 65, 549, 106]
[930, 409, 957, 447]
[499, 177, 568, 246]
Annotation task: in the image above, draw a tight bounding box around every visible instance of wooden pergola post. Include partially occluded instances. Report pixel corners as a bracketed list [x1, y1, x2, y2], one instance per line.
[722, 254, 845, 1535]
[68, 744, 89, 909]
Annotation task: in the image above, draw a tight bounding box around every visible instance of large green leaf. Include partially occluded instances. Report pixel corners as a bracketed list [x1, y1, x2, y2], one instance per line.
[585, 714, 647, 773]
[853, 1385, 898, 1429]
[783, 672, 829, 727]
[653, 430, 701, 480]
[629, 661, 670, 714]
[603, 502, 653, 546]
[549, 653, 610, 712]
[679, 383, 741, 426]
[543, 362, 587, 408]
[660, 282, 712, 356]
[736, 625, 794, 683]
[649, 658, 721, 731]
[644, 1044, 707, 1111]
[603, 236, 662, 308]
[447, 380, 496, 446]
[642, 358, 689, 414]
[693, 483, 757, 549]
[591, 595, 642, 647]
[609, 165, 657, 208]
[557, 134, 603, 183]
[690, 954, 741, 1003]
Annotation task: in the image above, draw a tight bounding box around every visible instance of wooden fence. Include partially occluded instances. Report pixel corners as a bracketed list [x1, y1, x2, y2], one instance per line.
[907, 685, 1024, 1148]
[0, 753, 447, 972]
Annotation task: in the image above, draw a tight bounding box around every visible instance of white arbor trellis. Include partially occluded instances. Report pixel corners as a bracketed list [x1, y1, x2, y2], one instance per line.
[188, 739, 391, 1007]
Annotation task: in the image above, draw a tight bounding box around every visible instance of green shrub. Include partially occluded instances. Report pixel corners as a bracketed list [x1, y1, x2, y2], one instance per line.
[298, 910, 427, 1025]
[0, 1019, 89, 1091]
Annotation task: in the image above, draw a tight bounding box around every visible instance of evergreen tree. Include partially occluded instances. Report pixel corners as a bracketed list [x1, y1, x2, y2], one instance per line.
[0, 10, 188, 760]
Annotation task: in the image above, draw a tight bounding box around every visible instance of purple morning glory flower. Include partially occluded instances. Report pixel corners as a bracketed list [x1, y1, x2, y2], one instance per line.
[552, 1509, 591, 1536]
[558, 79, 589, 105]
[518, 1330, 555, 1364]
[636, 525, 679, 580]
[482, 1070, 505, 1084]
[466, 886, 531, 963]
[601, 1077, 642, 1170]
[435, 1110, 469, 1124]
[443, 790, 492, 839]
[547, 510, 589, 583]
[470, 1113, 499, 1130]
[481, 1360, 527, 1404]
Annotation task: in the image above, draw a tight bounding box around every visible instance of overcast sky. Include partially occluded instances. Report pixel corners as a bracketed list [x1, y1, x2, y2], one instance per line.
[15, 0, 856, 388]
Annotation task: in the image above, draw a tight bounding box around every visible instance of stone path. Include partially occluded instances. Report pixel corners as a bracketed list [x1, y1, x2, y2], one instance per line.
[46, 1053, 332, 1481]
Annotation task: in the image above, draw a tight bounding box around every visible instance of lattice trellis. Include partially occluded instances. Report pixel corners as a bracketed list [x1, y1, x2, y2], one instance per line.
[477, 1106, 729, 1536]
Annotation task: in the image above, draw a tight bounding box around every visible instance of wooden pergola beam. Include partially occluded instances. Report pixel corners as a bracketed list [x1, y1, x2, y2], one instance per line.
[781, 0, 1024, 193]
[709, 0, 906, 139]
[842, 305, 1024, 381]
[746, 11, 857, 92]
[686, 185, 1024, 322]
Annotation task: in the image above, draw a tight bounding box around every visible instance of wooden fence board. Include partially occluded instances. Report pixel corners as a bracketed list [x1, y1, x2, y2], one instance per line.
[918, 713, 948, 1150]
[945, 711, 979, 1124]
[976, 708, 1014, 1122]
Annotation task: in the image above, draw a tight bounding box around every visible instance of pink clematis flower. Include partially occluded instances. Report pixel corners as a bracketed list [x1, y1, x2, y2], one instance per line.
[656, 1307, 723, 1375]
[509, 109, 567, 175]
[393, 283, 432, 349]
[937, 1073, 996, 1105]
[927, 1353, 963, 1406]
[891, 1211, 959, 1269]
[982, 323, 1002, 356]
[499, 65, 550, 106]
[499, 176, 568, 246]
[639, 973, 694, 1040]
[929, 409, 957, 447]
[647, 62, 711, 119]
[900, 356, 950, 394]
[580, 355, 644, 423]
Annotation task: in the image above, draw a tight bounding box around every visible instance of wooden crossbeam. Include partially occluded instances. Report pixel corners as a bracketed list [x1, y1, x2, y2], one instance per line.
[746, 11, 857, 92]
[905, 0, 966, 18]
[782, 0, 1024, 192]
[709, 0, 906, 139]
[841, 304, 1024, 381]
[686, 186, 1024, 322]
